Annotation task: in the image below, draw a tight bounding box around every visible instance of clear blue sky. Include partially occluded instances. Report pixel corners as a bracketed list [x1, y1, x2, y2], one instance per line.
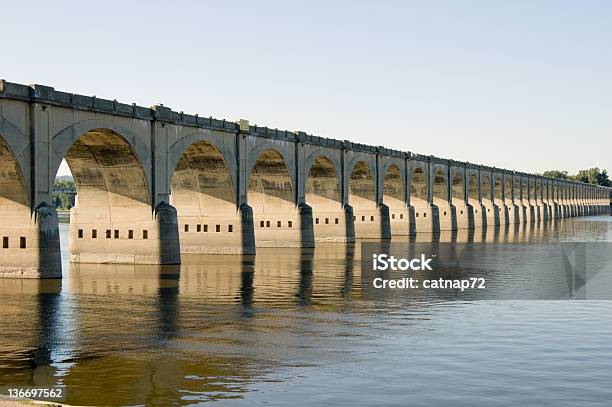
[2, 0, 610, 176]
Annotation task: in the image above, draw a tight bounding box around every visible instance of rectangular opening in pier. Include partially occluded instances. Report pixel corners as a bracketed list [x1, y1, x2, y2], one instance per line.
[20, 237, 26, 249]
[2, 237, 8, 248]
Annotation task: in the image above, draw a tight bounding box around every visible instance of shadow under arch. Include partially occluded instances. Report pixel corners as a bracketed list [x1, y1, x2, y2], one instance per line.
[350, 160, 388, 239]
[306, 156, 350, 242]
[248, 148, 312, 248]
[481, 174, 500, 227]
[60, 128, 179, 264]
[383, 164, 409, 235]
[170, 140, 250, 254]
[433, 168, 454, 231]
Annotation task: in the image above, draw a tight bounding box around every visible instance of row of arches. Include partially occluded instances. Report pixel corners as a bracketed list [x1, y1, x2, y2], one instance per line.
[1, 128, 610, 263]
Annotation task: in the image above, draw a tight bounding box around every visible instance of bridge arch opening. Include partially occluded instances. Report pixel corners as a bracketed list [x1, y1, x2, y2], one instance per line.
[0, 135, 27, 209]
[514, 178, 521, 201]
[451, 172, 464, 203]
[410, 167, 428, 208]
[306, 156, 341, 208]
[468, 174, 479, 206]
[504, 178, 512, 202]
[248, 148, 299, 247]
[171, 140, 241, 253]
[481, 175, 492, 204]
[54, 129, 167, 263]
[350, 160, 381, 238]
[383, 164, 408, 234]
[349, 161, 376, 208]
[432, 169, 448, 206]
[383, 164, 404, 208]
[306, 156, 344, 241]
[494, 176, 503, 205]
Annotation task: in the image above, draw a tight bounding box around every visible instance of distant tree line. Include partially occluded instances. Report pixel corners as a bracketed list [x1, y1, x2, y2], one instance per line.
[540, 168, 610, 187]
[53, 178, 76, 210]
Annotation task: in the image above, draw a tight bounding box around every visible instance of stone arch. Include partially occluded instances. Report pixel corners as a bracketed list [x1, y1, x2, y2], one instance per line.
[468, 173, 479, 204]
[171, 140, 235, 213]
[349, 160, 376, 209]
[432, 169, 448, 206]
[306, 156, 341, 209]
[170, 139, 240, 253]
[0, 117, 30, 205]
[55, 127, 169, 264]
[410, 166, 428, 207]
[514, 178, 521, 201]
[304, 150, 341, 184]
[60, 129, 150, 207]
[0, 134, 28, 209]
[246, 141, 296, 194]
[494, 175, 503, 203]
[306, 155, 345, 241]
[383, 164, 404, 208]
[481, 174, 492, 204]
[167, 131, 236, 189]
[248, 148, 294, 212]
[50, 119, 152, 197]
[504, 177, 512, 201]
[451, 171, 464, 202]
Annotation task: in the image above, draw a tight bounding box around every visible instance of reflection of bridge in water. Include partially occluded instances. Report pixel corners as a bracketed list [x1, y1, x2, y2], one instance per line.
[1, 80, 610, 278]
[0, 216, 610, 404]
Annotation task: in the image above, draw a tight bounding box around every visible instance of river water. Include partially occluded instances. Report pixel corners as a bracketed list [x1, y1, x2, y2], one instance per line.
[1, 217, 611, 406]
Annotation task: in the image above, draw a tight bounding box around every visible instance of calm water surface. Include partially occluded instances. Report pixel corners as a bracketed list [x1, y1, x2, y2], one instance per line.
[1, 217, 611, 406]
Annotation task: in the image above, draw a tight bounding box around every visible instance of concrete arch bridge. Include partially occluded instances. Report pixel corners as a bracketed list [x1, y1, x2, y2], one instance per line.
[1, 81, 610, 278]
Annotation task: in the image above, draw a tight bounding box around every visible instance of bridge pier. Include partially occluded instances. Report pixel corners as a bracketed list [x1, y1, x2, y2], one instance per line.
[0, 203, 61, 278]
[541, 202, 550, 221]
[482, 202, 500, 227]
[506, 202, 520, 224]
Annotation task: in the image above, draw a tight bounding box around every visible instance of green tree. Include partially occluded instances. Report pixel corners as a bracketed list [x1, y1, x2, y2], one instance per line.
[542, 170, 569, 180]
[571, 168, 611, 186]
